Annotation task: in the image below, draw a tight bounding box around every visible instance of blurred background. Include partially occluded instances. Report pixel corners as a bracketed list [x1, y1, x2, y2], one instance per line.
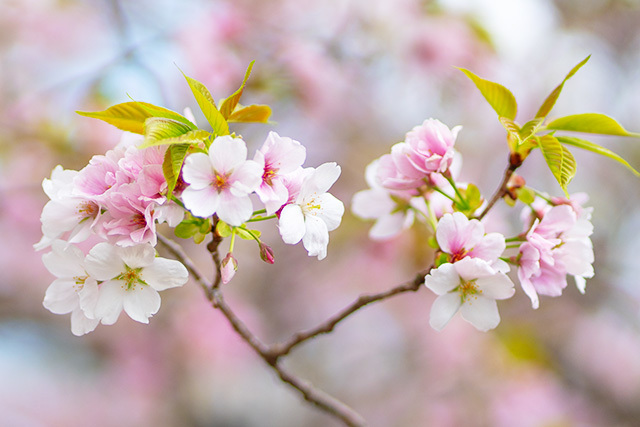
[2, 0, 640, 425]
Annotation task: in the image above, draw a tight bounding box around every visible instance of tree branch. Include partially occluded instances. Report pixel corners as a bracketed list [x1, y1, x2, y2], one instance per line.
[476, 153, 522, 220]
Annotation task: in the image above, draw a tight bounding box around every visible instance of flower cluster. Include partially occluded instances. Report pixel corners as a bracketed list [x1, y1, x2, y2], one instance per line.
[353, 119, 596, 332]
[37, 126, 345, 334]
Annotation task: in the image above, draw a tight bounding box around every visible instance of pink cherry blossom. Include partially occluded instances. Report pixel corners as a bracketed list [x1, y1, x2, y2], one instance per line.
[220, 252, 238, 284]
[517, 204, 594, 309]
[425, 257, 515, 331]
[254, 131, 306, 215]
[278, 163, 344, 260]
[84, 242, 188, 325]
[436, 212, 507, 270]
[181, 135, 262, 226]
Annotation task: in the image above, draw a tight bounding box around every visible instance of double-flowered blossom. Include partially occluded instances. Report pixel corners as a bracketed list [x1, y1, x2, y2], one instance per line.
[425, 212, 515, 331]
[182, 135, 262, 226]
[517, 200, 594, 309]
[278, 163, 345, 260]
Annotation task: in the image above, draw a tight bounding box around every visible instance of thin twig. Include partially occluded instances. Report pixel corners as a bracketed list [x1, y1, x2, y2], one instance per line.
[476, 153, 521, 220]
[270, 269, 430, 358]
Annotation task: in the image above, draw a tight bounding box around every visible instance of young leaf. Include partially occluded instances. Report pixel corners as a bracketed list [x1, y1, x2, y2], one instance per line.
[535, 56, 590, 119]
[77, 102, 153, 134]
[235, 227, 261, 241]
[519, 118, 544, 142]
[499, 117, 521, 151]
[557, 136, 640, 177]
[144, 117, 194, 146]
[182, 72, 230, 137]
[227, 104, 273, 123]
[220, 61, 255, 120]
[162, 143, 190, 197]
[134, 101, 197, 129]
[458, 68, 518, 120]
[175, 221, 201, 239]
[215, 221, 233, 238]
[141, 129, 210, 148]
[546, 113, 640, 137]
[537, 134, 576, 196]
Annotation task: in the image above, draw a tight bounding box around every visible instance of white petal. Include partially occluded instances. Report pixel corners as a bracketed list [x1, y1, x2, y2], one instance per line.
[122, 286, 161, 324]
[351, 188, 395, 219]
[78, 279, 100, 319]
[94, 280, 125, 325]
[182, 186, 221, 218]
[209, 135, 247, 172]
[42, 241, 85, 278]
[70, 308, 99, 336]
[452, 257, 495, 281]
[182, 153, 214, 189]
[302, 215, 329, 260]
[460, 296, 501, 331]
[517, 269, 540, 309]
[217, 192, 253, 226]
[574, 275, 587, 294]
[43, 279, 79, 314]
[142, 258, 189, 291]
[300, 162, 341, 197]
[85, 242, 125, 281]
[475, 273, 515, 300]
[229, 160, 263, 195]
[469, 232, 506, 263]
[369, 212, 409, 240]
[424, 263, 459, 295]
[314, 193, 344, 232]
[118, 244, 156, 269]
[279, 204, 305, 245]
[429, 293, 462, 331]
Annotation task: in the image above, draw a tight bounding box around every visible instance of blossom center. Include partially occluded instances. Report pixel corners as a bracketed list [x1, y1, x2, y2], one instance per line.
[77, 201, 99, 218]
[457, 279, 481, 303]
[262, 167, 278, 186]
[72, 275, 88, 292]
[213, 172, 231, 191]
[302, 195, 322, 216]
[115, 265, 147, 291]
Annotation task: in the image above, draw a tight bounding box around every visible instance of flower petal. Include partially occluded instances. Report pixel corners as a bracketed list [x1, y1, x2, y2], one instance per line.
[85, 242, 125, 281]
[41, 241, 86, 278]
[182, 186, 221, 218]
[279, 204, 305, 245]
[302, 215, 329, 260]
[209, 135, 247, 173]
[424, 263, 459, 295]
[475, 273, 515, 300]
[118, 244, 156, 269]
[217, 192, 253, 226]
[314, 193, 344, 232]
[436, 212, 484, 255]
[460, 296, 500, 331]
[452, 257, 495, 281]
[229, 160, 262, 195]
[94, 280, 125, 325]
[300, 162, 340, 197]
[182, 153, 214, 189]
[429, 292, 462, 331]
[70, 307, 99, 336]
[142, 258, 189, 291]
[43, 279, 79, 314]
[122, 286, 161, 324]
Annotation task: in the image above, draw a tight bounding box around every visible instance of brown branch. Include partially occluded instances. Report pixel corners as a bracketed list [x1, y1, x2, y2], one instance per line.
[476, 153, 522, 220]
[269, 269, 430, 358]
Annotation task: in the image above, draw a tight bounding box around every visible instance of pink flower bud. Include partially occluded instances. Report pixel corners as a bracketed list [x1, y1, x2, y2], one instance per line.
[259, 243, 275, 264]
[220, 253, 238, 285]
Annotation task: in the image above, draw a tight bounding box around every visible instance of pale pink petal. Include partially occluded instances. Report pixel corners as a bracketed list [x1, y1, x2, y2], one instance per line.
[85, 242, 125, 281]
[300, 162, 340, 197]
[229, 159, 262, 195]
[369, 211, 410, 240]
[257, 179, 289, 215]
[460, 296, 500, 331]
[43, 279, 79, 314]
[468, 232, 506, 263]
[429, 293, 462, 331]
[302, 214, 329, 260]
[183, 153, 215, 189]
[475, 273, 515, 300]
[41, 241, 85, 278]
[118, 244, 156, 269]
[279, 204, 306, 244]
[70, 308, 99, 336]
[574, 276, 587, 294]
[94, 280, 125, 325]
[209, 135, 247, 173]
[424, 263, 459, 295]
[436, 212, 483, 255]
[260, 131, 306, 174]
[314, 193, 344, 232]
[453, 257, 495, 281]
[122, 286, 161, 324]
[78, 279, 100, 319]
[351, 188, 396, 219]
[142, 258, 189, 291]
[182, 186, 221, 218]
[217, 192, 253, 226]
[517, 269, 540, 309]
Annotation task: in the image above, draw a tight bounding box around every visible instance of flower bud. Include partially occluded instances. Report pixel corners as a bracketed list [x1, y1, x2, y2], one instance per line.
[220, 253, 238, 284]
[259, 243, 275, 264]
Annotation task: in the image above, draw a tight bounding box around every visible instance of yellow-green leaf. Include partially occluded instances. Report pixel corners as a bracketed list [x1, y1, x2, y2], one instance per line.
[141, 128, 210, 148]
[182, 72, 230, 137]
[227, 104, 272, 123]
[162, 143, 190, 197]
[135, 101, 197, 129]
[220, 61, 255, 120]
[557, 136, 640, 177]
[535, 56, 590, 119]
[215, 220, 233, 238]
[537, 134, 576, 196]
[546, 113, 640, 137]
[458, 68, 517, 120]
[77, 102, 154, 134]
[519, 118, 544, 142]
[143, 117, 194, 147]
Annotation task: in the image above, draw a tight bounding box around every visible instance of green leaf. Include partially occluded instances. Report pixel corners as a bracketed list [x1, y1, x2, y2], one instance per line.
[235, 227, 261, 241]
[175, 221, 200, 239]
[182, 72, 230, 137]
[227, 104, 273, 123]
[141, 128, 210, 148]
[537, 134, 577, 196]
[162, 143, 190, 197]
[134, 101, 197, 129]
[77, 102, 154, 134]
[215, 221, 233, 238]
[458, 68, 517, 120]
[517, 187, 536, 205]
[220, 61, 255, 120]
[557, 136, 640, 177]
[546, 113, 640, 137]
[535, 56, 590, 119]
[519, 118, 544, 142]
[143, 117, 195, 147]
[464, 183, 483, 213]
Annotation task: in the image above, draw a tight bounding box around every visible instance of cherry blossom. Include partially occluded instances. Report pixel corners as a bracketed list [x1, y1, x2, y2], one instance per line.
[181, 135, 262, 225]
[84, 242, 188, 325]
[425, 257, 515, 331]
[278, 163, 345, 260]
[254, 131, 306, 214]
[42, 240, 100, 336]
